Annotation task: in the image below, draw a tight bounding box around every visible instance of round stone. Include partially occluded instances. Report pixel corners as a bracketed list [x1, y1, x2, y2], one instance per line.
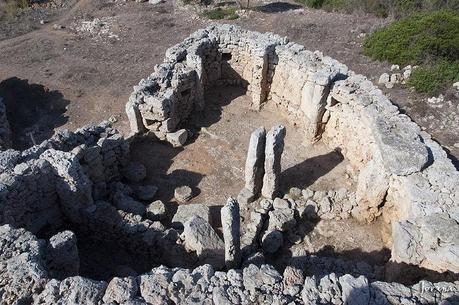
[174, 186, 193, 203]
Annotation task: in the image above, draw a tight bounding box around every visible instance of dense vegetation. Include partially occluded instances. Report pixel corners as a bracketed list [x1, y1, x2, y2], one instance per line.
[297, 0, 459, 18]
[364, 10, 459, 93]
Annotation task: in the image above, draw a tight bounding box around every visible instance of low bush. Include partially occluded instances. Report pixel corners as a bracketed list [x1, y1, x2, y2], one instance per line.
[363, 11, 459, 66]
[408, 60, 459, 93]
[202, 7, 238, 20]
[296, 0, 459, 18]
[364, 11, 459, 94]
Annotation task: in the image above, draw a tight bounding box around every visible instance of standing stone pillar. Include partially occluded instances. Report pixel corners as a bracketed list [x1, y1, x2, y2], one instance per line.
[125, 101, 145, 134]
[300, 71, 331, 141]
[221, 197, 241, 269]
[238, 127, 266, 205]
[261, 125, 286, 199]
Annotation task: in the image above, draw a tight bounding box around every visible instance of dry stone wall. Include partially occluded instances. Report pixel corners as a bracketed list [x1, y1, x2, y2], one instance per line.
[127, 25, 459, 274]
[1, 223, 458, 305]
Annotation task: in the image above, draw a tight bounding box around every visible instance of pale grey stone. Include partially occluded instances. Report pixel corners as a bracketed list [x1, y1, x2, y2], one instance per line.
[174, 185, 193, 203]
[262, 125, 286, 199]
[244, 127, 266, 200]
[102, 276, 139, 304]
[183, 216, 224, 268]
[221, 197, 241, 269]
[59, 276, 107, 305]
[146, 200, 167, 220]
[172, 203, 210, 227]
[166, 129, 188, 147]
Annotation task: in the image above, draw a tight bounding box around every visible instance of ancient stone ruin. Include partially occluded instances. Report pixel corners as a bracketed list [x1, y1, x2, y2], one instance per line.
[0, 25, 458, 304]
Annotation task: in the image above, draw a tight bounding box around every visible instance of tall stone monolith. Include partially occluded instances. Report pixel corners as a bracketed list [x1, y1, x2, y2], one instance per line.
[261, 125, 286, 199]
[221, 197, 241, 269]
[238, 127, 266, 204]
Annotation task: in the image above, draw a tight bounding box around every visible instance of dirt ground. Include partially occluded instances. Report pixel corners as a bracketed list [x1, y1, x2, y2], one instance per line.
[0, 0, 458, 160]
[0, 0, 456, 282]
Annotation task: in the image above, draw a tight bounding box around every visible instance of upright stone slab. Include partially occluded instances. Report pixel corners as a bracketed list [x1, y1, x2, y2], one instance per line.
[240, 127, 266, 204]
[261, 125, 286, 199]
[221, 197, 241, 269]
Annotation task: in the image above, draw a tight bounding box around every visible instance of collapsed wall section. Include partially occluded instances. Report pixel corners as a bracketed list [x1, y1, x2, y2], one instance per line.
[0, 122, 129, 234]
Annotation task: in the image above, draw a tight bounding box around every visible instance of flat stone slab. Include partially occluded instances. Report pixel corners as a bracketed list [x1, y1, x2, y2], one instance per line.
[183, 216, 224, 268]
[172, 204, 210, 228]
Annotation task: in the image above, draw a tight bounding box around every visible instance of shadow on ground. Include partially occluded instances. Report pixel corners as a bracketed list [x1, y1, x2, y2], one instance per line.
[279, 149, 344, 192]
[0, 77, 69, 149]
[256, 2, 302, 13]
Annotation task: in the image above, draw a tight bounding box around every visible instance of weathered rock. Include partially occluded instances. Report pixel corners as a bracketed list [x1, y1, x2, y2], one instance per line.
[123, 162, 147, 182]
[237, 187, 257, 205]
[172, 203, 210, 227]
[102, 276, 139, 304]
[268, 207, 296, 232]
[183, 216, 224, 268]
[134, 185, 158, 201]
[273, 197, 290, 209]
[261, 125, 286, 199]
[243, 127, 266, 202]
[47, 231, 80, 279]
[113, 191, 146, 216]
[174, 185, 194, 203]
[221, 197, 241, 269]
[339, 274, 370, 305]
[261, 230, 283, 253]
[58, 276, 107, 305]
[146, 200, 167, 220]
[166, 129, 188, 147]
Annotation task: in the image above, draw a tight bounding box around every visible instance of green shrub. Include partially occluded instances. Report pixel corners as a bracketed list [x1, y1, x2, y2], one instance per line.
[295, 0, 459, 18]
[408, 60, 459, 93]
[363, 11, 459, 66]
[202, 8, 238, 20]
[364, 11, 459, 93]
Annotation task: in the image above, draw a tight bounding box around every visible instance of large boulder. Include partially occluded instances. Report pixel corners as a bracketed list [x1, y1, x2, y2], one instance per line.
[183, 216, 224, 268]
[172, 203, 210, 228]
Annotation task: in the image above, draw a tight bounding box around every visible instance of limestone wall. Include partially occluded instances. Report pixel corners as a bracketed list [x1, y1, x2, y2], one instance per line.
[2, 224, 457, 305]
[0, 122, 129, 234]
[127, 25, 458, 273]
